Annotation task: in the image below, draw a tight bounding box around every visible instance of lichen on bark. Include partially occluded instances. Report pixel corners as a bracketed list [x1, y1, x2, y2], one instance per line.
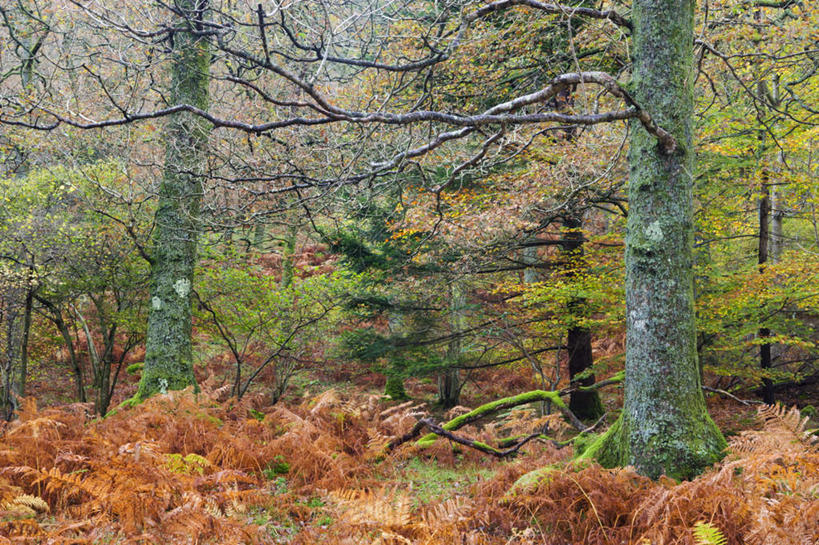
[587, 0, 726, 479]
[137, 0, 211, 401]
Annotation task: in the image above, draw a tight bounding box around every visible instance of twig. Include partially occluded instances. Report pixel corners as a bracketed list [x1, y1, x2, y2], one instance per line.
[702, 386, 763, 406]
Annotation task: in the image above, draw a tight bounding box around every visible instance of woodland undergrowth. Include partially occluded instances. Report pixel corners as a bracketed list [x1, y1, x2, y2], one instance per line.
[0, 381, 815, 544]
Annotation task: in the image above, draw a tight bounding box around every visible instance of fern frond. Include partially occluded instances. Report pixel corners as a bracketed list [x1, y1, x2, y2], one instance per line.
[423, 496, 469, 523]
[692, 521, 727, 545]
[757, 404, 815, 444]
[329, 488, 412, 529]
[372, 530, 413, 545]
[5, 416, 65, 441]
[4, 494, 49, 514]
[204, 498, 223, 518]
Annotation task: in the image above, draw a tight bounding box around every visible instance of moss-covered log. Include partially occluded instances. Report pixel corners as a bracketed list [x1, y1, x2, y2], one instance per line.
[137, 0, 211, 400]
[411, 418, 545, 458]
[587, 0, 725, 479]
[414, 389, 566, 448]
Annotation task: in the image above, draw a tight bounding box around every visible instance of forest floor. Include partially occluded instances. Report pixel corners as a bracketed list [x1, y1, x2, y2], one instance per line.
[0, 368, 817, 545]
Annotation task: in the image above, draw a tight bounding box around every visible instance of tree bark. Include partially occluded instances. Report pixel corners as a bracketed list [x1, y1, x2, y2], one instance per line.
[137, 0, 210, 400]
[758, 175, 775, 404]
[2, 304, 21, 419]
[522, 244, 540, 284]
[562, 215, 604, 421]
[438, 281, 464, 409]
[588, 0, 725, 479]
[770, 181, 784, 263]
[16, 284, 34, 397]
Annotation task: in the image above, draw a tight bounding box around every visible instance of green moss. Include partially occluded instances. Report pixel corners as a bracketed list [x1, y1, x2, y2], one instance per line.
[118, 395, 141, 409]
[571, 431, 599, 456]
[509, 463, 563, 495]
[471, 440, 499, 454]
[580, 410, 726, 481]
[497, 433, 551, 449]
[577, 413, 626, 468]
[416, 389, 564, 447]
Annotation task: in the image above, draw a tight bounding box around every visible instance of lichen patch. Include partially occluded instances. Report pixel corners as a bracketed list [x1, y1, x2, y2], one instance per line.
[173, 278, 191, 298]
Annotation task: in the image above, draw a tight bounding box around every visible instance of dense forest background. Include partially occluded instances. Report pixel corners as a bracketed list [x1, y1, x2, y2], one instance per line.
[0, 0, 817, 543]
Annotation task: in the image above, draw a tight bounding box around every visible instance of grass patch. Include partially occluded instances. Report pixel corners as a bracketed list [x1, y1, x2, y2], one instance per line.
[394, 457, 495, 506]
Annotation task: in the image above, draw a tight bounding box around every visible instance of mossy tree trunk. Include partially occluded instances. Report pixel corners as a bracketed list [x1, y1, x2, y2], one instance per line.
[589, 0, 725, 479]
[137, 0, 210, 400]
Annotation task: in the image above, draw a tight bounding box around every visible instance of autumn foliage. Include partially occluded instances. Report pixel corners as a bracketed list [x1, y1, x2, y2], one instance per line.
[0, 383, 815, 544]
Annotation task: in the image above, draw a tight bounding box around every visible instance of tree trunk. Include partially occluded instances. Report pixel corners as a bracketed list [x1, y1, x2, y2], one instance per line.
[767, 158, 784, 402]
[770, 180, 784, 263]
[53, 310, 86, 402]
[588, 0, 725, 479]
[758, 176, 775, 405]
[60, 315, 85, 401]
[137, 0, 210, 400]
[253, 221, 267, 251]
[562, 215, 604, 421]
[16, 284, 34, 397]
[96, 323, 117, 415]
[2, 306, 21, 419]
[438, 281, 464, 409]
[522, 244, 540, 284]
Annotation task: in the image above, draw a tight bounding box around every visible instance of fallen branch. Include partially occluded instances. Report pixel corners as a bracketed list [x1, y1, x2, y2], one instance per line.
[387, 374, 625, 452]
[409, 418, 545, 458]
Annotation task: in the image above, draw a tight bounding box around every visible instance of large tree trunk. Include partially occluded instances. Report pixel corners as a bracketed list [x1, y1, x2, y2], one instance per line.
[562, 215, 604, 421]
[137, 0, 210, 400]
[588, 0, 725, 479]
